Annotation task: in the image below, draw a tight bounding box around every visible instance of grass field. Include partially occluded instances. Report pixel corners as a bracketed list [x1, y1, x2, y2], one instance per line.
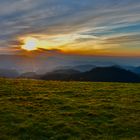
[0, 78, 140, 140]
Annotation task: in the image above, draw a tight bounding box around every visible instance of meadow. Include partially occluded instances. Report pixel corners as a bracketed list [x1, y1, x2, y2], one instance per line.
[0, 78, 140, 140]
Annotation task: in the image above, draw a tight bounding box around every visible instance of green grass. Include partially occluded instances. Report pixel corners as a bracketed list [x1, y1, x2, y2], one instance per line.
[0, 78, 140, 140]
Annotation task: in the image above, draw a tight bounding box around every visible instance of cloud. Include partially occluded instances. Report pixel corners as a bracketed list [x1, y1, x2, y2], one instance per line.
[0, 0, 140, 56]
[103, 34, 140, 45]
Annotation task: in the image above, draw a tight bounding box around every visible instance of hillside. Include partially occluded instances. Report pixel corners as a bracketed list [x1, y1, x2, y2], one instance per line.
[0, 78, 140, 140]
[42, 69, 80, 81]
[42, 66, 140, 82]
[0, 69, 19, 78]
[73, 66, 140, 82]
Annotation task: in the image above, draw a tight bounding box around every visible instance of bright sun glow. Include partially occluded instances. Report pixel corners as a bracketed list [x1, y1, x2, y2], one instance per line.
[22, 37, 38, 51]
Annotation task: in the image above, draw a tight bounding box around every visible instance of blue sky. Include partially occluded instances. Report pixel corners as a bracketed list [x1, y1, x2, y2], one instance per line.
[0, 0, 140, 56]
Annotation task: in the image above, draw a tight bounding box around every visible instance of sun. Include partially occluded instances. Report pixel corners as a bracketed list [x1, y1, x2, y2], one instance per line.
[22, 37, 38, 51]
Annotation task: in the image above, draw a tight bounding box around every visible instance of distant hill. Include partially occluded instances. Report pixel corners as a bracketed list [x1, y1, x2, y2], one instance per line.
[123, 66, 140, 75]
[42, 66, 140, 82]
[19, 72, 39, 79]
[0, 69, 19, 78]
[130, 66, 140, 75]
[72, 64, 96, 72]
[73, 66, 140, 82]
[133, 66, 140, 74]
[55, 64, 96, 72]
[1, 65, 140, 83]
[41, 69, 80, 81]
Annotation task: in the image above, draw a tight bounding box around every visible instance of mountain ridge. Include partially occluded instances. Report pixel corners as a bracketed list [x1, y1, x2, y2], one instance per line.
[41, 66, 140, 82]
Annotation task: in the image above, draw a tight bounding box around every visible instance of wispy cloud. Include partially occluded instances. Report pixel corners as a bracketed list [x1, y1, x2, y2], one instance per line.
[0, 0, 140, 56]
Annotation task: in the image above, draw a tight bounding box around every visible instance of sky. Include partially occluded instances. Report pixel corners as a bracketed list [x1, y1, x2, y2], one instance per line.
[0, 0, 140, 57]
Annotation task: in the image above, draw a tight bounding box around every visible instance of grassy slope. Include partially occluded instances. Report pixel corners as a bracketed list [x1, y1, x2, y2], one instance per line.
[0, 78, 140, 140]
